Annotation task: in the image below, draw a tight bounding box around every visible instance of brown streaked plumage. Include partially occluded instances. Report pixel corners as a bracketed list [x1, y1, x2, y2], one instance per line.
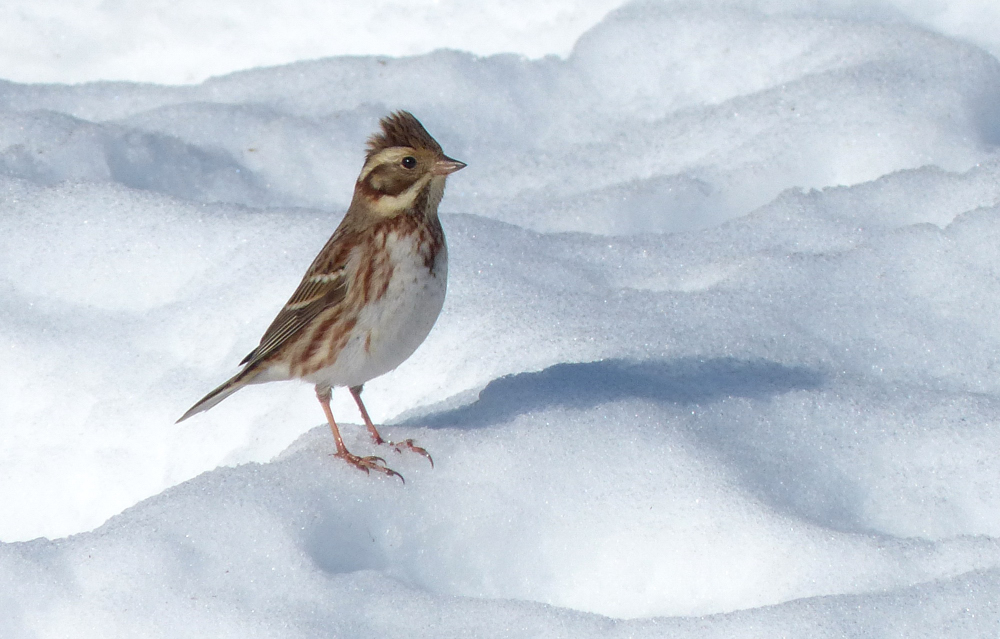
[178, 111, 465, 480]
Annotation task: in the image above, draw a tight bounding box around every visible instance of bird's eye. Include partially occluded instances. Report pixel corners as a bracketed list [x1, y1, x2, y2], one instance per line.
[401, 156, 417, 169]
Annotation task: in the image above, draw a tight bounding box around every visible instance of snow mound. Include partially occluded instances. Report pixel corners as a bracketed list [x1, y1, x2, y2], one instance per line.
[3, 0, 1000, 636]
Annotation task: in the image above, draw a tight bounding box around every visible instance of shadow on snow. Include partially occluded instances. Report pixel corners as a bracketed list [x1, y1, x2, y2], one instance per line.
[404, 357, 826, 430]
[396, 358, 881, 535]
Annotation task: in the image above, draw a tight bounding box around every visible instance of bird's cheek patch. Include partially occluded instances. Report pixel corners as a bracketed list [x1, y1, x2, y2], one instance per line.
[366, 168, 414, 197]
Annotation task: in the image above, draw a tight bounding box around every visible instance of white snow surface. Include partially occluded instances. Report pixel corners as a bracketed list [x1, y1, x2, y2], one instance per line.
[3, 0, 1000, 636]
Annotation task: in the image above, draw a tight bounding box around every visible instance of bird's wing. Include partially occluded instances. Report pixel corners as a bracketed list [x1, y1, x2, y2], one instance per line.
[239, 258, 350, 370]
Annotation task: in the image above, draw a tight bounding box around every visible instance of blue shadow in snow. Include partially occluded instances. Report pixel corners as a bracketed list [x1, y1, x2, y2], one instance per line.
[404, 357, 826, 430]
[399, 358, 902, 536]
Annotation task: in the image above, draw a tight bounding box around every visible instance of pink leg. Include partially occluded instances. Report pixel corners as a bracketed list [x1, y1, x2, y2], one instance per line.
[350, 385, 433, 468]
[316, 385, 402, 481]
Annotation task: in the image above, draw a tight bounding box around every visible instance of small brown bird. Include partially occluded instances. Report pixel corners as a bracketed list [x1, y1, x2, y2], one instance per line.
[178, 111, 465, 480]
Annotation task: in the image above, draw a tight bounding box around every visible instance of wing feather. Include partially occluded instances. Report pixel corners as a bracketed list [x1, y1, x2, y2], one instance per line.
[238, 263, 349, 369]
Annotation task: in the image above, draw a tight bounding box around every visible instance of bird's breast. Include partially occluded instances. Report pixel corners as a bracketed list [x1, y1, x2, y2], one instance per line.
[297, 222, 447, 388]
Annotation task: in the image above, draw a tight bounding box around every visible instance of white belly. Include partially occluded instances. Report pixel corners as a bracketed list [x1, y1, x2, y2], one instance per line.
[304, 237, 447, 389]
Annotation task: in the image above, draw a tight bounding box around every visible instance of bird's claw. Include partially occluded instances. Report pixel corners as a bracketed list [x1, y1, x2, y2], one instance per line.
[392, 439, 434, 468]
[333, 451, 404, 483]
[371, 434, 434, 468]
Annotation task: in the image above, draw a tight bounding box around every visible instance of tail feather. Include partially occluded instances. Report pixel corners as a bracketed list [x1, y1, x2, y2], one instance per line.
[177, 367, 262, 423]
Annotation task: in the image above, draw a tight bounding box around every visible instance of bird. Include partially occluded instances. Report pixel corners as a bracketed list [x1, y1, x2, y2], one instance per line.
[178, 111, 465, 481]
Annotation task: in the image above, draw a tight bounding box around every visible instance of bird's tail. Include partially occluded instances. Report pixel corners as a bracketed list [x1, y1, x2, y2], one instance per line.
[176, 367, 263, 423]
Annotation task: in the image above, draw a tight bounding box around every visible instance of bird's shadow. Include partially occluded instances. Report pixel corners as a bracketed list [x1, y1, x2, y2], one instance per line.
[400, 356, 826, 430]
[398, 358, 897, 535]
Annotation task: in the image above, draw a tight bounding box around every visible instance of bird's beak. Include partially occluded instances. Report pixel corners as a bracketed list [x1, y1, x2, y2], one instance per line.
[433, 156, 467, 176]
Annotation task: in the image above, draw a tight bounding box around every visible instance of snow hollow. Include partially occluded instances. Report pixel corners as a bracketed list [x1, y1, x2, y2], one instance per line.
[3, 0, 1000, 636]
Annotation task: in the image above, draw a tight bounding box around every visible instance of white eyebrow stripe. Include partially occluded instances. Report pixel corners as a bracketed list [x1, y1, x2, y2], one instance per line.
[359, 148, 411, 182]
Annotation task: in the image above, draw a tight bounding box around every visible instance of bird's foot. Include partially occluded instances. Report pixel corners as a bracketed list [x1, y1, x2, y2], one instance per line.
[333, 450, 404, 482]
[371, 435, 434, 468]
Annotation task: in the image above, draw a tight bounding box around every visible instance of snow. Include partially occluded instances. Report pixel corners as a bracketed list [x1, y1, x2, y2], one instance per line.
[3, 0, 1000, 636]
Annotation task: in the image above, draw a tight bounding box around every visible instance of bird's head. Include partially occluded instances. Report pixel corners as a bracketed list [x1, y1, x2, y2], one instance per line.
[354, 111, 465, 218]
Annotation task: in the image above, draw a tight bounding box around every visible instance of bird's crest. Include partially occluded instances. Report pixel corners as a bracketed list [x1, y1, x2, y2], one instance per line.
[366, 111, 442, 158]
